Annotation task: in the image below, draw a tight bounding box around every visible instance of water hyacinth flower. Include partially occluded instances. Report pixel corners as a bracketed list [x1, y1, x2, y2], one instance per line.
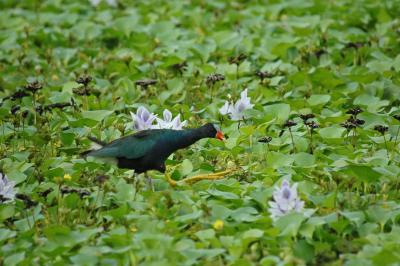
[268, 179, 304, 221]
[155, 109, 187, 130]
[219, 88, 254, 121]
[0, 173, 16, 201]
[130, 106, 157, 131]
[89, 0, 117, 7]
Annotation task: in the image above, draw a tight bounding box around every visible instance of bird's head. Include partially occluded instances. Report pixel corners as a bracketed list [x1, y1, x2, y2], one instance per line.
[202, 123, 224, 141]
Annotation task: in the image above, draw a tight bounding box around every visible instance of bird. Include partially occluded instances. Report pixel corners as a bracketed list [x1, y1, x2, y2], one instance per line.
[81, 123, 225, 188]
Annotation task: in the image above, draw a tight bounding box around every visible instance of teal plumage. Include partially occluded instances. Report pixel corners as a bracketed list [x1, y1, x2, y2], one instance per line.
[87, 130, 165, 159]
[82, 123, 223, 174]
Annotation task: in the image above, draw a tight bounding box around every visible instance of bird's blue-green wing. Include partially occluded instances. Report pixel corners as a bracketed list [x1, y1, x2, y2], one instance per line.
[88, 130, 164, 159]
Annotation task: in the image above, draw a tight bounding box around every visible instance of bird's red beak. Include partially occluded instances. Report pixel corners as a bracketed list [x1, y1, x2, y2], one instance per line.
[216, 130, 224, 141]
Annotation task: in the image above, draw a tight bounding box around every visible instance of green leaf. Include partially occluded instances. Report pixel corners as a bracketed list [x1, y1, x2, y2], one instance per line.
[231, 207, 259, 222]
[276, 213, 306, 237]
[0, 228, 16, 242]
[319, 126, 345, 139]
[176, 210, 203, 223]
[81, 110, 113, 121]
[180, 159, 193, 176]
[307, 94, 331, 106]
[293, 152, 315, 167]
[195, 229, 215, 242]
[263, 104, 290, 123]
[4, 252, 25, 266]
[266, 152, 294, 169]
[293, 240, 314, 263]
[347, 165, 380, 182]
[0, 204, 15, 221]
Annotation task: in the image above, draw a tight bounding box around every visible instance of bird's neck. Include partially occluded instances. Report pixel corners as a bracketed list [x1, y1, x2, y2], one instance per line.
[157, 127, 212, 160]
[176, 128, 208, 148]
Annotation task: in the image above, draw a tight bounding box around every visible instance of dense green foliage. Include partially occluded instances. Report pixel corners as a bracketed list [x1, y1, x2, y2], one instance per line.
[1, 0, 400, 265]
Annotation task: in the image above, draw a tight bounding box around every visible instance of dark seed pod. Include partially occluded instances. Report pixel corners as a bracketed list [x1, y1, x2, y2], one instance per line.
[60, 187, 75, 195]
[135, 79, 157, 88]
[346, 107, 363, 116]
[345, 117, 365, 128]
[45, 102, 73, 111]
[314, 49, 326, 58]
[340, 121, 356, 130]
[283, 120, 297, 128]
[355, 119, 365, 126]
[60, 186, 90, 199]
[24, 81, 42, 93]
[0, 195, 7, 203]
[228, 53, 247, 65]
[76, 75, 93, 87]
[300, 114, 315, 122]
[95, 175, 109, 184]
[9, 90, 29, 101]
[16, 193, 38, 208]
[11, 105, 20, 115]
[35, 105, 44, 115]
[21, 110, 29, 118]
[255, 71, 273, 81]
[206, 73, 225, 86]
[305, 121, 319, 129]
[171, 62, 188, 74]
[38, 188, 53, 197]
[78, 190, 90, 198]
[73, 87, 92, 96]
[374, 125, 388, 134]
[345, 42, 365, 49]
[258, 136, 272, 143]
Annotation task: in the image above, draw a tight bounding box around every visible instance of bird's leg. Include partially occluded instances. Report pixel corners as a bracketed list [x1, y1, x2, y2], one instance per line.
[165, 166, 177, 187]
[144, 172, 154, 192]
[132, 173, 140, 199]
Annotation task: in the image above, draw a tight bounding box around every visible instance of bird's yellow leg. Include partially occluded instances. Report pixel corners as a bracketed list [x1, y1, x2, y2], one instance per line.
[165, 166, 177, 187]
[165, 165, 237, 186]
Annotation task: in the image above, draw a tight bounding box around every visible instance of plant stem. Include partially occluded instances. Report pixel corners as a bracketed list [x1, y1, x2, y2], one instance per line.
[352, 129, 357, 148]
[33, 93, 37, 125]
[236, 64, 239, 82]
[23, 209, 32, 229]
[209, 85, 214, 103]
[390, 126, 400, 160]
[383, 134, 390, 161]
[289, 128, 296, 153]
[57, 183, 61, 224]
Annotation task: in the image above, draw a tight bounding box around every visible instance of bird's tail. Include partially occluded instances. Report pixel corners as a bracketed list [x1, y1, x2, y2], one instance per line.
[80, 136, 106, 157]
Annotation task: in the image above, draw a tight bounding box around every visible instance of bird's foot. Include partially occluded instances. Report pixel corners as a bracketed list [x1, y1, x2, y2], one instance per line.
[182, 169, 235, 184]
[165, 166, 236, 186]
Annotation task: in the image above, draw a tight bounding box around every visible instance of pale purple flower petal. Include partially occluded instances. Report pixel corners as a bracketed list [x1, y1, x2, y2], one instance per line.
[106, 0, 117, 6]
[219, 88, 253, 121]
[219, 101, 231, 115]
[268, 179, 304, 221]
[89, 0, 117, 6]
[131, 106, 157, 131]
[155, 109, 187, 130]
[89, 0, 101, 6]
[0, 173, 16, 201]
[163, 109, 173, 122]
